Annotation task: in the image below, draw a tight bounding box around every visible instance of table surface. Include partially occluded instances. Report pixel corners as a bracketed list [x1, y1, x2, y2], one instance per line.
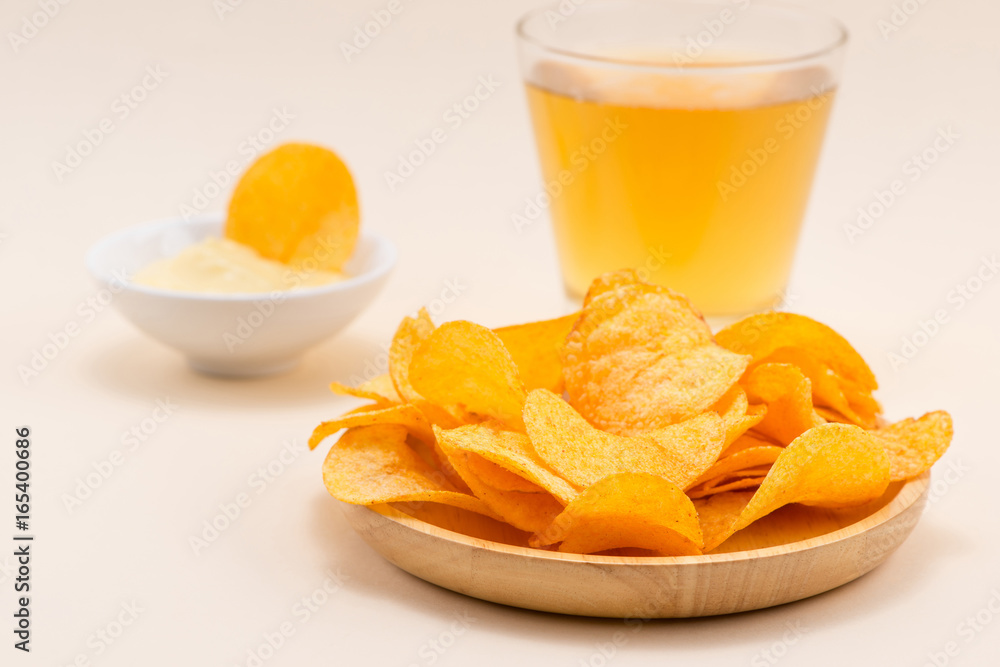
[3, 0, 999, 665]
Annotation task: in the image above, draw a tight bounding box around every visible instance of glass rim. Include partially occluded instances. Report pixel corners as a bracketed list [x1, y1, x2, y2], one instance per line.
[515, 0, 849, 74]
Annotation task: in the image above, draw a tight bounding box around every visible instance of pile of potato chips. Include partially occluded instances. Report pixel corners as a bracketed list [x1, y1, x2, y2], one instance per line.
[313, 270, 952, 556]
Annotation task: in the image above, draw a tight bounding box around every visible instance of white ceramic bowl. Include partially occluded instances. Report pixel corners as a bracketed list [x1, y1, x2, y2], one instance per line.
[86, 214, 396, 376]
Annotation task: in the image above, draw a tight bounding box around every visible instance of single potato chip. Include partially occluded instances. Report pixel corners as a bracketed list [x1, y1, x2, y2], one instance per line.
[437, 442, 564, 533]
[524, 388, 725, 490]
[433, 422, 578, 504]
[329, 376, 400, 408]
[688, 444, 783, 489]
[730, 423, 891, 533]
[711, 385, 766, 447]
[465, 454, 546, 494]
[494, 312, 579, 393]
[561, 271, 750, 433]
[532, 473, 703, 556]
[226, 142, 359, 271]
[871, 411, 953, 481]
[716, 312, 877, 391]
[409, 321, 527, 431]
[321, 425, 499, 519]
[693, 491, 756, 552]
[309, 403, 434, 449]
[742, 363, 826, 445]
[687, 476, 767, 500]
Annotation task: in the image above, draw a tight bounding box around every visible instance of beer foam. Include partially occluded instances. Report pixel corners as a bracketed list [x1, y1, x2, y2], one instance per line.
[530, 56, 833, 110]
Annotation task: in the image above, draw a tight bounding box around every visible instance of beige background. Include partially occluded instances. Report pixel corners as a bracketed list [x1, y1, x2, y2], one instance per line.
[3, 0, 999, 664]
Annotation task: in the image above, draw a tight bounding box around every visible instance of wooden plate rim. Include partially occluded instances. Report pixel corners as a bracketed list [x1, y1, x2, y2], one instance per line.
[354, 472, 929, 565]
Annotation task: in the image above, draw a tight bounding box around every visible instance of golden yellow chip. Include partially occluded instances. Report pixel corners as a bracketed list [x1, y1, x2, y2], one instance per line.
[742, 362, 826, 445]
[561, 272, 750, 433]
[409, 321, 527, 431]
[226, 142, 359, 271]
[493, 312, 579, 393]
[524, 388, 725, 490]
[687, 476, 767, 500]
[871, 411, 953, 481]
[321, 425, 499, 519]
[433, 422, 578, 504]
[329, 375, 401, 408]
[437, 442, 564, 533]
[693, 491, 756, 552]
[309, 403, 434, 450]
[688, 443, 783, 489]
[465, 454, 546, 494]
[388, 310, 462, 428]
[729, 423, 890, 532]
[711, 385, 766, 447]
[531, 473, 703, 556]
[716, 312, 878, 391]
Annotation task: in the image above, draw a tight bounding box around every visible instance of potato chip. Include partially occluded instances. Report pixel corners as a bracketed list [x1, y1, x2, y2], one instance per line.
[719, 432, 777, 458]
[716, 312, 877, 391]
[321, 425, 499, 519]
[750, 347, 875, 427]
[728, 423, 891, 535]
[741, 363, 825, 445]
[465, 454, 546, 494]
[711, 385, 765, 447]
[329, 375, 400, 408]
[309, 403, 434, 450]
[409, 321, 527, 431]
[433, 422, 578, 504]
[388, 310, 462, 428]
[524, 388, 725, 490]
[693, 491, 756, 552]
[532, 473, 703, 556]
[561, 272, 750, 433]
[226, 143, 359, 271]
[436, 442, 564, 533]
[688, 443, 783, 489]
[871, 411, 953, 481]
[494, 312, 579, 393]
[687, 476, 767, 500]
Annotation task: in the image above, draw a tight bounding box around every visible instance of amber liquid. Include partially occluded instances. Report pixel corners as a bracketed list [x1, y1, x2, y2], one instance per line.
[526, 69, 835, 314]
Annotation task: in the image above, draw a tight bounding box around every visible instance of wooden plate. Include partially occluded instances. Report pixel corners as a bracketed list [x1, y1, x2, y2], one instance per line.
[340, 473, 929, 618]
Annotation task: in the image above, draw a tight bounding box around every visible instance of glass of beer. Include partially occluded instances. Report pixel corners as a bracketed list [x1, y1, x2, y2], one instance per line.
[516, 1, 847, 315]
